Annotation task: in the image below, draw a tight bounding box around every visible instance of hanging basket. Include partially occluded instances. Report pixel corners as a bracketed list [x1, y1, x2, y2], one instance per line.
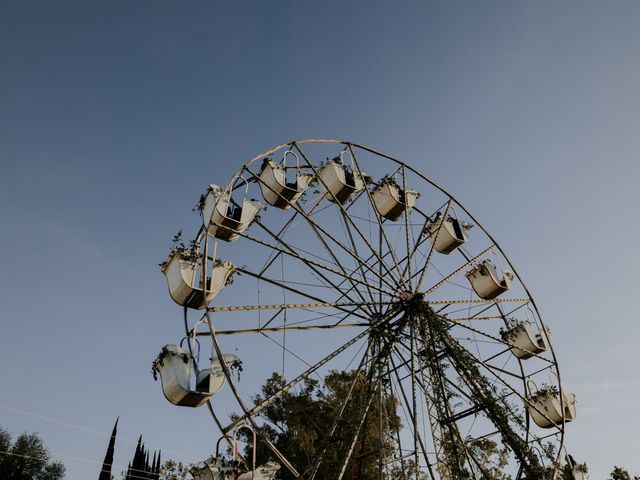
[152, 346, 241, 408]
[202, 184, 263, 242]
[465, 259, 513, 300]
[189, 457, 235, 480]
[526, 381, 577, 429]
[371, 179, 419, 221]
[258, 157, 313, 209]
[151, 345, 210, 407]
[316, 155, 365, 204]
[501, 321, 549, 359]
[161, 252, 235, 310]
[426, 213, 470, 254]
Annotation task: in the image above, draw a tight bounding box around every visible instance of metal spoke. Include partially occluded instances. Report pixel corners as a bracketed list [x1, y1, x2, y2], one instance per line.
[204, 312, 300, 477]
[198, 322, 368, 336]
[208, 300, 393, 313]
[414, 199, 454, 292]
[347, 144, 407, 283]
[428, 298, 530, 306]
[387, 353, 434, 473]
[222, 324, 376, 433]
[244, 165, 400, 292]
[401, 165, 413, 291]
[234, 266, 373, 321]
[400, 199, 450, 283]
[336, 376, 379, 480]
[306, 341, 374, 480]
[294, 142, 404, 288]
[244, 219, 388, 314]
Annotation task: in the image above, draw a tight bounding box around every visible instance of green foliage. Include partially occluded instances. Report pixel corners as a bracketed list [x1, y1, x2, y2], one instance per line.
[231, 301, 606, 479]
[159, 459, 186, 480]
[411, 301, 552, 479]
[498, 317, 525, 342]
[159, 231, 201, 268]
[193, 186, 214, 213]
[239, 370, 400, 480]
[530, 384, 559, 400]
[0, 426, 65, 480]
[609, 466, 640, 480]
[467, 438, 511, 480]
[388, 459, 429, 480]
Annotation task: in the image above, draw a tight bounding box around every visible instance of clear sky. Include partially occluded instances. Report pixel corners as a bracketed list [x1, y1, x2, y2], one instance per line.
[1, 1, 640, 479]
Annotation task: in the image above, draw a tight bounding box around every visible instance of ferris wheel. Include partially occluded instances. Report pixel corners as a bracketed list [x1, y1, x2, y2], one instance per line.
[152, 139, 581, 480]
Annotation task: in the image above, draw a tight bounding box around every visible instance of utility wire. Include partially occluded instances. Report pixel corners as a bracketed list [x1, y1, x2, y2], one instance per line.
[0, 449, 167, 480]
[1, 405, 200, 461]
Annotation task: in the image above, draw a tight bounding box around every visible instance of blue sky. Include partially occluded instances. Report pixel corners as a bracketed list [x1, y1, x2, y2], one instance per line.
[1, 1, 640, 478]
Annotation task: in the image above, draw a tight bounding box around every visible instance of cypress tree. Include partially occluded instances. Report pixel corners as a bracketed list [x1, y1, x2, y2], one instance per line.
[98, 418, 118, 480]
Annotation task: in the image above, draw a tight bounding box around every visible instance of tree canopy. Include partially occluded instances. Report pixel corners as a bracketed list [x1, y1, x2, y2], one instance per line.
[237, 369, 532, 480]
[239, 370, 401, 480]
[235, 369, 603, 480]
[0, 426, 65, 480]
[609, 466, 640, 480]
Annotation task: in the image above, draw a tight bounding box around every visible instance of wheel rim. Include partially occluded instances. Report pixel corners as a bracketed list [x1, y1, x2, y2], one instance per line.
[171, 139, 565, 479]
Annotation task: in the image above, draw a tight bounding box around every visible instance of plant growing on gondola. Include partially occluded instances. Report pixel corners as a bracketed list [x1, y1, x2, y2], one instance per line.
[165, 231, 201, 264]
[499, 317, 526, 341]
[194, 187, 211, 213]
[530, 384, 560, 400]
[377, 174, 421, 204]
[159, 231, 201, 268]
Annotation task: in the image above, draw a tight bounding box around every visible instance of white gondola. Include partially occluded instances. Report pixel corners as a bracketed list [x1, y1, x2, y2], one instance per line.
[465, 259, 513, 300]
[189, 457, 235, 480]
[426, 212, 470, 254]
[152, 344, 240, 408]
[202, 183, 263, 242]
[371, 178, 419, 221]
[526, 383, 577, 429]
[161, 251, 235, 310]
[190, 425, 280, 480]
[258, 152, 313, 209]
[190, 459, 279, 480]
[501, 321, 549, 359]
[316, 153, 365, 204]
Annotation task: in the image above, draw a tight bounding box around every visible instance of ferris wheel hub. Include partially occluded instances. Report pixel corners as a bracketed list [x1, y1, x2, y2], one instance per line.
[398, 290, 425, 305]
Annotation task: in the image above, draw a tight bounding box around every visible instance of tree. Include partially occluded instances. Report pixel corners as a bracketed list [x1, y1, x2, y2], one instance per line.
[609, 466, 640, 480]
[122, 436, 160, 480]
[241, 370, 528, 480]
[159, 459, 186, 480]
[238, 370, 401, 480]
[467, 438, 510, 480]
[99, 418, 118, 480]
[0, 426, 65, 480]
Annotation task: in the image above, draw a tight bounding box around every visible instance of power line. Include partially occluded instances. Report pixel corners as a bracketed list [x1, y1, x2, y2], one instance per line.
[0, 449, 168, 480]
[1, 405, 201, 461]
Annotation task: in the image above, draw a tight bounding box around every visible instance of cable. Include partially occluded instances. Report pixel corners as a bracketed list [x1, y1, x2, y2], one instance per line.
[0, 405, 200, 461]
[0, 449, 167, 480]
